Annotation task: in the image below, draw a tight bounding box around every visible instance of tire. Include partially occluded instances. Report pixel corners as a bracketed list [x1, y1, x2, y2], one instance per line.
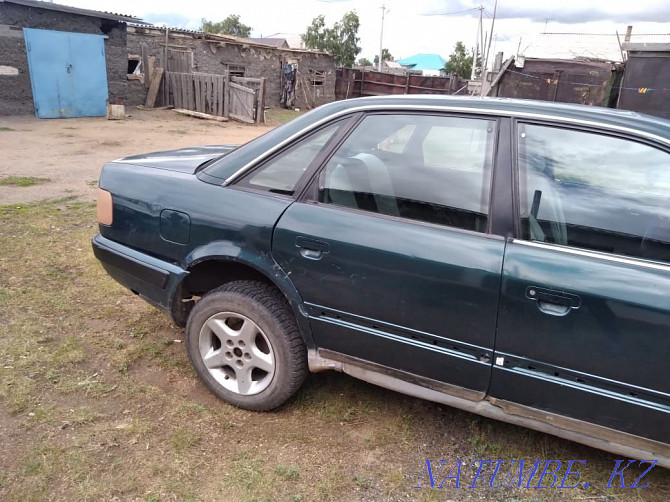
[185, 280, 308, 411]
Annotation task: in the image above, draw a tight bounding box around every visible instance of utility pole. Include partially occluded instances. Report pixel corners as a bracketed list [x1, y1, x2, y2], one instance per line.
[378, 4, 388, 72]
[482, 0, 498, 85]
[470, 6, 483, 80]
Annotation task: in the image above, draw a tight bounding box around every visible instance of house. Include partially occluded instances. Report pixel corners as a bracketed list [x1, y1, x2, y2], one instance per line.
[126, 25, 336, 110]
[0, 0, 145, 117]
[243, 37, 289, 49]
[396, 54, 447, 76]
[265, 32, 305, 50]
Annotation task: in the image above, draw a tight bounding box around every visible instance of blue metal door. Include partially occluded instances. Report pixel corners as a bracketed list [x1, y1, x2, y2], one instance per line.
[24, 28, 108, 118]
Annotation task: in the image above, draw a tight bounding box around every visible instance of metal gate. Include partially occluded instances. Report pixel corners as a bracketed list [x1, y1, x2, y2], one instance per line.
[23, 28, 108, 118]
[229, 82, 256, 123]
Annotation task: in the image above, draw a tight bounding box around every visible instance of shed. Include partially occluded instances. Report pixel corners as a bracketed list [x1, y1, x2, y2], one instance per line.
[0, 0, 145, 117]
[489, 57, 618, 107]
[126, 25, 336, 111]
[619, 42, 670, 120]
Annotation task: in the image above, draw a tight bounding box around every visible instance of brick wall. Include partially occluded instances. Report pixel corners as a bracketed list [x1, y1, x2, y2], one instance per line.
[126, 27, 336, 110]
[0, 2, 127, 116]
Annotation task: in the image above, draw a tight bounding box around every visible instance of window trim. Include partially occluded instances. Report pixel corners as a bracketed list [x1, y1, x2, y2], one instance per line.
[299, 110, 501, 236]
[512, 118, 670, 264]
[232, 115, 358, 198]
[513, 239, 670, 273]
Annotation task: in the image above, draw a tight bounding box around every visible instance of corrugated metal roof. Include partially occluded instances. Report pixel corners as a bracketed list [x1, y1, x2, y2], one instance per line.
[521, 32, 670, 62]
[0, 0, 147, 24]
[396, 53, 447, 71]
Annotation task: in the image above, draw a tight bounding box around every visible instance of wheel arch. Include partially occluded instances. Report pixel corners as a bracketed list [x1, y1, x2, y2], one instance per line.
[171, 250, 315, 349]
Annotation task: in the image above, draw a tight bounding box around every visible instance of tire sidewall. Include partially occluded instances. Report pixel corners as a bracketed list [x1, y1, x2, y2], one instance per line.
[185, 288, 295, 410]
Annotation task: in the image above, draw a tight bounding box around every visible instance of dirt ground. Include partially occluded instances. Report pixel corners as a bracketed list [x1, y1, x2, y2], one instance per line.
[0, 108, 273, 205]
[1, 110, 669, 501]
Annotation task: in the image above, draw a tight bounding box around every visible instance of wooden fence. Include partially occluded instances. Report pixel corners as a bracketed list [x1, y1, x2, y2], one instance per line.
[335, 68, 466, 100]
[166, 72, 265, 123]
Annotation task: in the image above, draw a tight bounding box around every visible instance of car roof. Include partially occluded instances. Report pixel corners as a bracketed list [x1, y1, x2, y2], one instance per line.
[201, 95, 669, 183]
[309, 95, 670, 141]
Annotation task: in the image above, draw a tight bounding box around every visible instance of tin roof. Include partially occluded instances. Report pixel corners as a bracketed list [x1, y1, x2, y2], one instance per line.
[396, 54, 447, 71]
[521, 32, 670, 62]
[0, 0, 147, 24]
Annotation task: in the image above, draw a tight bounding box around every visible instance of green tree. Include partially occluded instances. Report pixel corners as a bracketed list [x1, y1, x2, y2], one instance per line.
[201, 14, 251, 37]
[445, 41, 475, 79]
[302, 11, 361, 67]
[373, 48, 393, 65]
[357, 57, 373, 66]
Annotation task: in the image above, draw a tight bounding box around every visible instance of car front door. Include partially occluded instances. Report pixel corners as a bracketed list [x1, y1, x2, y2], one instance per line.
[271, 112, 507, 396]
[492, 121, 670, 443]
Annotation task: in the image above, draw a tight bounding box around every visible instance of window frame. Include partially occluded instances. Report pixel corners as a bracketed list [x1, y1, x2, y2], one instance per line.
[231, 115, 359, 199]
[512, 118, 670, 264]
[299, 111, 503, 237]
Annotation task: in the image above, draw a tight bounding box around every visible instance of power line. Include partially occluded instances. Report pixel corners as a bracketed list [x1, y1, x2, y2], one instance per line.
[421, 8, 478, 16]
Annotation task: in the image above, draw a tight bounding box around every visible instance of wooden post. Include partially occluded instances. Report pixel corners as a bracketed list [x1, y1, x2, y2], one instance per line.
[223, 72, 230, 118]
[404, 72, 410, 94]
[256, 78, 266, 124]
[624, 25, 633, 42]
[141, 44, 150, 88]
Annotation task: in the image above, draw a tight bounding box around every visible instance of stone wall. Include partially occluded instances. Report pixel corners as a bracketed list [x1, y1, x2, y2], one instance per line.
[127, 27, 336, 110]
[0, 2, 127, 116]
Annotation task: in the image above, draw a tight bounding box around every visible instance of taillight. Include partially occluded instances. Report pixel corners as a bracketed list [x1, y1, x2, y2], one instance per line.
[97, 188, 113, 225]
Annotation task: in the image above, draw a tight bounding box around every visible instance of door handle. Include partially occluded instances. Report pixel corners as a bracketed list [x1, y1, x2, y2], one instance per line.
[525, 286, 580, 317]
[295, 236, 329, 260]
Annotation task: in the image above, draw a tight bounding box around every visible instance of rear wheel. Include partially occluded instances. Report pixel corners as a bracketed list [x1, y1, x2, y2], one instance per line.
[185, 281, 307, 411]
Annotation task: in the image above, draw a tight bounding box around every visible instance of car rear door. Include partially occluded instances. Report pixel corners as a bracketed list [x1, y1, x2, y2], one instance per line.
[271, 112, 510, 396]
[491, 121, 670, 443]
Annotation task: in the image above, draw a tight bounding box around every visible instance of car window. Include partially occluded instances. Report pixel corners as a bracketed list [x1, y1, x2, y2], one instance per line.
[240, 122, 342, 195]
[423, 121, 491, 171]
[315, 114, 496, 232]
[517, 123, 670, 263]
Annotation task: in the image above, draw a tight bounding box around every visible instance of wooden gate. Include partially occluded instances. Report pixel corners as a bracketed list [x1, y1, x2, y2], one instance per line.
[167, 72, 225, 116]
[229, 82, 256, 123]
[164, 71, 265, 123]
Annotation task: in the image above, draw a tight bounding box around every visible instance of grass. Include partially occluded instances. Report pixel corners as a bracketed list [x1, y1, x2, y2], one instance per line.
[0, 176, 50, 187]
[0, 126, 15, 131]
[0, 198, 669, 501]
[100, 140, 122, 146]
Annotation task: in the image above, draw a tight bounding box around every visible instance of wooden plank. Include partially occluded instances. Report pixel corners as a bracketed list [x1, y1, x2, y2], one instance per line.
[218, 75, 225, 117]
[231, 76, 263, 85]
[194, 75, 201, 112]
[208, 75, 214, 115]
[229, 82, 256, 94]
[145, 67, 164, 107]
[201, 75, 207, 113]
[224, 73, 230, 118]
[173, 73, 179, 109]
[141, 44, 150, 88]
[180, 73, 187, 111]
[187, 74, 194, 111]
[256, 77, 265, 124]
[173, 108, 229, 122]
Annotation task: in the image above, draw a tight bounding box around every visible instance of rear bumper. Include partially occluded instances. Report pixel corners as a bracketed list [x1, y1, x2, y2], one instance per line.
[92, 234, 188, 316]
